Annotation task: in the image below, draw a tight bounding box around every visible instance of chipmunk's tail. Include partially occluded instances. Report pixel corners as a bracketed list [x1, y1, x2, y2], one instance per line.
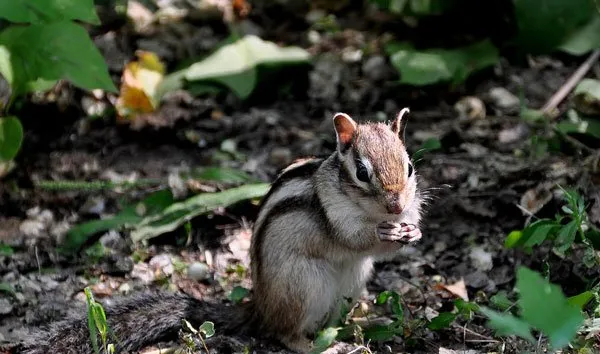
[17, 291, 253, 354]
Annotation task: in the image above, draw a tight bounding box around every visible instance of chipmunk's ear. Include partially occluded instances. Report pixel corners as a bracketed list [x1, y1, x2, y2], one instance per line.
[390, 107, 410, 141]
[333, 112, 357, 152]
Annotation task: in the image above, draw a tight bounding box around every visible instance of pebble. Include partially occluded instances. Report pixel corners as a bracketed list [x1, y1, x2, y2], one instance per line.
[100, 230, 125, 250]
[119, 282, 132, 294]
[0, 298, 14, 315]
[188, 262, 210, 281]
[464, 270, 490, 289]
[469, 246, 493, 271]
[38, 275, 60, 291]
[131, 262, 155, 284]
[309, 55, 343, 103]
[489, 87, 520, 112]
[498, 123, 529, 144]
[362, 55, 387, 81]
[149, 254, 174, 276]
[20, 277, 42, 295]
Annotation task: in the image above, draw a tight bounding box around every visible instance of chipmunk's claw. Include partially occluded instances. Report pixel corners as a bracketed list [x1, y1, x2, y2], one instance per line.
[377, 222, 422, 244]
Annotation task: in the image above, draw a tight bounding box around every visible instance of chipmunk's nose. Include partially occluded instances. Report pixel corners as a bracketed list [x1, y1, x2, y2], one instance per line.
[387, 203, 403, 214]
[387, 194, 404, 214]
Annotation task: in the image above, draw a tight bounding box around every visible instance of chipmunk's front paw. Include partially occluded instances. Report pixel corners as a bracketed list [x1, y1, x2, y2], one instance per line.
[377, 222, 422, 244]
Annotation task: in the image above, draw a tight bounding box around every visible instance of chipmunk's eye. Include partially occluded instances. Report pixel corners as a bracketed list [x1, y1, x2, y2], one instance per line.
[407, 163, 414, 177]
[355, 160, 370, 182]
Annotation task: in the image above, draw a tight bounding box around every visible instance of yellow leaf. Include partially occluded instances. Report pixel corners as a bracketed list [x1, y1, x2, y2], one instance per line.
[115, 51, 165, 121]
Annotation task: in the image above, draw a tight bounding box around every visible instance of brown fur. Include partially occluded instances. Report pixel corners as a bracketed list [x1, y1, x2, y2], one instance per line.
[354, 122, 407, 189]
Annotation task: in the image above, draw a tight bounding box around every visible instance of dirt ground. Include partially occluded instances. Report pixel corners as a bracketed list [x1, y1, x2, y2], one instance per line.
[1, 1, 599, 353]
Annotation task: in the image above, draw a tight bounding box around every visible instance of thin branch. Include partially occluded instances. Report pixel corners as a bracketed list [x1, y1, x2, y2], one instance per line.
[541, 49, 600, 116]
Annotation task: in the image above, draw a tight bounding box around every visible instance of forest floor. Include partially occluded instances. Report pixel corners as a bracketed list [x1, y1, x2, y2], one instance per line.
[1, 1, 599, 354]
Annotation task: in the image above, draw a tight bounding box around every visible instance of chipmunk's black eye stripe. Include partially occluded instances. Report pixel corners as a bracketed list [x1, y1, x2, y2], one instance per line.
[355, 160, 370, 182]
[407, 163, 413, 177]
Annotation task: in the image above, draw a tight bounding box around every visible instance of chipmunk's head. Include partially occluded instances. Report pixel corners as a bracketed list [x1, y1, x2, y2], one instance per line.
[333, 109, 418, 219]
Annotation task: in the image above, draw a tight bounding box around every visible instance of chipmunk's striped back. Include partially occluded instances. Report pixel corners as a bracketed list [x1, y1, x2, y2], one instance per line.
[250, 157, 326, 281]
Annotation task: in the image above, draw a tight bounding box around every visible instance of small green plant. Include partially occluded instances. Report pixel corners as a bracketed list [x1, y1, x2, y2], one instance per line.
[181, 319, 215, 353]
[84, 287, 116, 354]
[505, 186, 600, 267]
[480, 266, 590, 351]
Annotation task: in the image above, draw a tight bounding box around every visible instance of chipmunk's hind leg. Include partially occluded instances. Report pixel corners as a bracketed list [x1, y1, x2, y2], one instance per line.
[281, 335, 314, 354]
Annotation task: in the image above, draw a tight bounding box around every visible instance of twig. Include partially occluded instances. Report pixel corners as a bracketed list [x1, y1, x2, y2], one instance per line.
[465, 339, 502, 343]
[140, 347, 176, 354]
[347, 345, 373, 354]
[455, 322, 497, 342]
[541, 49, 600, 116]
[35, 246, 41, 275]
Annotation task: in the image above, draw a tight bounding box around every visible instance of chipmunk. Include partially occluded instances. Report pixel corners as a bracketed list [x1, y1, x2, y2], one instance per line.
[17, 109, 423, 354]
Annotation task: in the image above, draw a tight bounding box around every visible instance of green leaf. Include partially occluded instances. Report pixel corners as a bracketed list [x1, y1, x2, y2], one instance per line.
[513, 0, 595, 54]
[489, 291, 513, 311]
[559, 14, 600, 56]
[228, 286, 250, 303]
[376, 290, 404, 319]
[311, 327, 338, 353]
[130, 183, 270, 242]
[61, 190, 175, 254]
[0, 243, 13, 256]
[0, 22, 117, 96]
[412, 137, 442, 161]
[198, 321, 215, 338]
[385, 39, 499, 86]
[0, 116, 23, 161]
[187, 167, 258, 184]
[567, 291, 594, 309]
[84, 288, 101, 354]
[504, 230, 524, 249]
[520, 220, 559, 248]
[517, 267, 584, 349]
[479, 306, 535, 344]
[0, 0, 100, 24]
[428, 312, 456, 330]
[166, 35, 311, 100]
[0, 282, 15, 296]
[572, 78, 600, 115]
[454, 299, 479, 320]
[557, 109, 600, 139]
[554, 219, 578, 253]
[363, 324, 399, 341]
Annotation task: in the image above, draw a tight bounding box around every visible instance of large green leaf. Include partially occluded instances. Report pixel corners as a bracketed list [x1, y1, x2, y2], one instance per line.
[0, 116, 23, 161]
[504, 219, 559, 249]
[130, 183, 270, 242]
[0, 22, 116, 96]
[385, 40, 499, 86]
[513, 0, 595, 54]
[479, 306, 535, 344]
[162, 35, 311, 100]
[0, 0, 100, 24]
[559, 14, 600, 56]
[517, 267, 584, 349]
[61, 190, 175, 254]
